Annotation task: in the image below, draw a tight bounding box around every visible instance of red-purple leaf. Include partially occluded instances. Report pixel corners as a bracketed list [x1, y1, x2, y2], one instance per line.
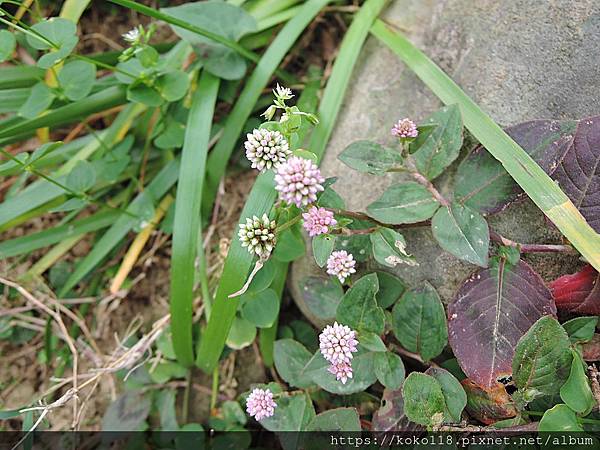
[552, 116, 600, 232]
[371, 388, 422, 432]
[455, 119, 576, 214]
[448, 260, 556, 388]
[549, 265, 600, 315]
[461, 379, 517, 425]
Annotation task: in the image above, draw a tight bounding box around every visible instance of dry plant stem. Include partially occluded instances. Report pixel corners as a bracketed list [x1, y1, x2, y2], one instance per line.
[404, 155, 450, 207]
[489, 230, 577, 254]
[439, 421, 539, 433]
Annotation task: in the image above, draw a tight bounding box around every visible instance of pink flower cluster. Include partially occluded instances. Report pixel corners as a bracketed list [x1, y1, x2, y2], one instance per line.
[274, 156, 325, 208]
[326, 250, 356, 284]
[319, 322, 359, 384]
[246, 388, 277, 421]
[391, 118, 418, 139]
[302, 206, 337, 237]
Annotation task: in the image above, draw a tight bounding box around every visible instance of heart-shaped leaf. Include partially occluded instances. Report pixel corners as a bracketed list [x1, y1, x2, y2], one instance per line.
[431, 202, 489, 267]
[550, 265, 600, 315]
[448, 259, 556, 388]
[366, 182, 439, 224]
[512, 316, 572, 399]
[411, 104, 463, 180]
[454, 119, 577, 214]
[336, 273, 385, 335]
[392, 282, 447, 361]
[460, 379, 517, 425]
[338, 140, 403, 175]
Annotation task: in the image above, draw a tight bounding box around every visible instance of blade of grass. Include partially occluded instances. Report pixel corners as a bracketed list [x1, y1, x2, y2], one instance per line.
[58, 158, 180, 296]
[0, 210, 118, 258]
[371, 19, 600, 272]
[196, 0, 388, 374]
[202, 0, 333, 218]
[170, 71, 220, 367]
[0, 66, 45, 89]
[23, 235, 82, 279]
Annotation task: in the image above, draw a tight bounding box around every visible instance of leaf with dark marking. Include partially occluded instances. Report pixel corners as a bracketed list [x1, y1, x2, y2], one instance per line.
[461, 379, 517, 425]
[371, 389, 422, 432]
[448, 260, 556, 388]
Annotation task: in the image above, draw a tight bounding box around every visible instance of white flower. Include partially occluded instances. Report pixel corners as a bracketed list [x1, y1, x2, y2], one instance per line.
[274, 83, 293, 101]
[123, 28, 141, 44]
[238, 214, 277, 258]
[244, 128, 291, 173]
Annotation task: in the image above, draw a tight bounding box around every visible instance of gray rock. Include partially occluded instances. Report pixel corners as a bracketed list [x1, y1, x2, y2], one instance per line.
[291, 0, 598, 322]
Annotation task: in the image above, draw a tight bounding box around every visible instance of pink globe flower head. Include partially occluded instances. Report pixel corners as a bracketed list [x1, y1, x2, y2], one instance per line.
[274, 156, 325, 208]
[246, 388, 277, 421]
[328, 361, 353, 384]
[245, 128, 291, 173]
[319, 321, 359, 365]
[302, 207, 337, 237]
[391, 118, 418, 139]
[326, 250, 356, 284]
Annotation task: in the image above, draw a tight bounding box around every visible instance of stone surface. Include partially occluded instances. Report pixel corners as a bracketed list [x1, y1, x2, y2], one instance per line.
[291, 0, 599, 321]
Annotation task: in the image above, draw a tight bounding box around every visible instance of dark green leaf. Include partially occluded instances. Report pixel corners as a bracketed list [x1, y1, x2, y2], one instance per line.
[50, 197, 87, 212]
[306, 408, 361, 431]
[57, 60, 97, 101]
[149, 361, 188, 383]
[425, 367, 466, 423]
[411, 104, 463, 180]
[360, 331, 387, 352]
[317, 186, 345, 209]
[241, 288, 280, 328]
[66, 160, 96, 193]
[431, 202, 489, 267]
[392, 283, 447, 361]
[338, 140, 402, 175]
[299, 276, 343, 320]
[560, 349, 595, 415]
[304, 350, 377, 395]
[157, 71, 190, 102]
[366, 182, 439, 224]
[261, 393, 315, 432]
[513, 316, 573, 400]
[563, 316, 598, 344]
[246, 258, 277, 294]
[336, 273, 385, 335]
[273, 227, 305, 262]
[402, 372, 446, 427]
[375, 271, 406, 309]
[225, 316, 256, 350]
[374, 352, 405, 390]
[312, 234, 335, 268]
[370, 227, 417, 268]
[127, 83, 164, 106]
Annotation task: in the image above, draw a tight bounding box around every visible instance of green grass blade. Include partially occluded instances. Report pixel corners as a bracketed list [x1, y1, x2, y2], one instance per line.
[107, 0, 260, 65]
[58, 159, 180, 296]
[0, 66, 45, 89]
[196, 0, 388, 374]
[371, 19, 600, 272]
[0, 88, 29, 113]
[202, 0, 333, 217]
[170, 71, 220, 367]
[0, 210, 118, 258]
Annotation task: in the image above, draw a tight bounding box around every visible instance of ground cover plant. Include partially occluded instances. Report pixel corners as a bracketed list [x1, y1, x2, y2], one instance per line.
[1, 0, 600, 447]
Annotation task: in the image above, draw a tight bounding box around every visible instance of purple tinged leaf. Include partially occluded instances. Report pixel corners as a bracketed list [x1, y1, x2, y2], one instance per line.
[448, 260, 556, 388]
[461, 379, 517, 425]
[371, 389, 422, 432]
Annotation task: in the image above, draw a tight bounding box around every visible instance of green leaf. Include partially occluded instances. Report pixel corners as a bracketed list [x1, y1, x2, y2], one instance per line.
[261, 393, 315, 432]
[57, 60, 97, 101]
[66, 160, 96, 193]
[19, 82, 55, 119]
[27, 18, 77, 50]
[241, 288, 280, 328]
[374, 351, 405, 390]
[157, 71, 190, 102]
[318, 185, 345, 209]
[410, 104, 463, 180]
[563, 316, 598, 344]
[392, 282, 447, 361]
[222, 400, 247, 426]
[431, 202, 490, 267]
[156, 390, 179, 431]
[375, 271, 406, 309]
[338, 140, 402, 175]
[336, 273, 385, 335]
[154, 120, 185, 149]
[0, 409, 22, 420]
[402, 372, 446, 426]
[162, 2, 256, 80]
[513, 316, 573, 400]
[370, 227, 417, 268]
[273, 226, 305, 262]
[149, 361, 188, 384]
[366, 182, 439, 224]
[225, 316, 256, 350]
[50, 197, 87, 212]
[312, 234, 335, 268]
[246, 258, 277, 294]
[127, 83, 164, 106]
[304, 350, 377, 395]
[560, 349, 595, 415]
[360, 331, 387, 352]
[298, 276, 343, 320]
[0, 30, 16, 62]
[102, 391, 151, 431]
[425, 367, 466, 423]
[37, 36, 78, 69]
[538, 404, 584, 432]
[273, 339, 314, 388]
[306, 408, 361, 431]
